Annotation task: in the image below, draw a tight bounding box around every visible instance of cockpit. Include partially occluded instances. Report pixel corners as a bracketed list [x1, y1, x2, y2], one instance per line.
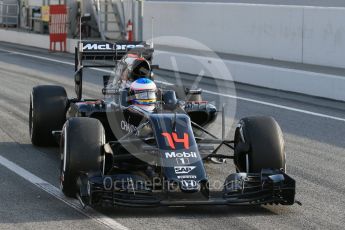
[112, 54, 153, 89]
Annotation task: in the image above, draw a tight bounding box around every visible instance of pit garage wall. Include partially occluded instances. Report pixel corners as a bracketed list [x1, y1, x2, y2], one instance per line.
[143, 2, 345, 101]
[143, 2, 345, 69]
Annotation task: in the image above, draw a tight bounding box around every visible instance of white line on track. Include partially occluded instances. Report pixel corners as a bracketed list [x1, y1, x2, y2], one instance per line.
[0, 155, 128, 230]
[202, 90, 345, 122]
[1, 47, 345, 122]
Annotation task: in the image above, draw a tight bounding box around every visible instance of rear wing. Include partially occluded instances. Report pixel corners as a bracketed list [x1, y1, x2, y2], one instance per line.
[74, 41, 154, 100]
[75, 41, 153, 69]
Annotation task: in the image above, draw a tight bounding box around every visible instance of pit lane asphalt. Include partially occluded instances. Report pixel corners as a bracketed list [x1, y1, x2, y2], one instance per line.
[0, 41, 344, 229]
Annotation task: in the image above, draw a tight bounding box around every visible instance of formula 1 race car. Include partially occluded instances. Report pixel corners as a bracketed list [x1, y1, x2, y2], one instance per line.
[29, 41, 297, 207]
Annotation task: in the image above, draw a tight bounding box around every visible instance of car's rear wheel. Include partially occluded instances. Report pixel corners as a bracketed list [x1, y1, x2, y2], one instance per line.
[234, 116, 286, 173]
[29, 85, 67, 146]
[60, 117, 105, 197]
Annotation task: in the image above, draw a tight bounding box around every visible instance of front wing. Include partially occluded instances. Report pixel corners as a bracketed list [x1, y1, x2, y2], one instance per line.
[77, 169, 297, 207]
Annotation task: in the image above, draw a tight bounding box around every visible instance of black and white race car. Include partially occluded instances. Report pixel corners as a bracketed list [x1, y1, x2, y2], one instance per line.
[29, 41, 297, 207]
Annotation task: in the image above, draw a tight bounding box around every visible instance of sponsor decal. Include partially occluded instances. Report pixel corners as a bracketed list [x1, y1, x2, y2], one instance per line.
[162, 132, 189, 149]
[177, 175, 197, 179]
[83, 43, 114, 51]
[120, 120, 139, 136]
[82, 43, 144, 51]
[116, 44, 144, 51]
[181, 180, 198, 188]
[165, 151, 197, 159]
[174, 166, 196, 174]
[176, 158, 190, 165]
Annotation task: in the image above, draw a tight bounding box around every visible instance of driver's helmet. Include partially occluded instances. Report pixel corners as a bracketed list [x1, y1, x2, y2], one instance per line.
[129, 78, 157, 111]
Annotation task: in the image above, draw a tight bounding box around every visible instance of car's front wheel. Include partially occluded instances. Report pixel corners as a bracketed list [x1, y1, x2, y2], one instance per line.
[234, 116, 286, 173]
[60, 117, 105, 197]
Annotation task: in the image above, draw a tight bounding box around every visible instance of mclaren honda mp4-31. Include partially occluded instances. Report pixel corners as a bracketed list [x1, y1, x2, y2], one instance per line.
[29, 41, 298, 207]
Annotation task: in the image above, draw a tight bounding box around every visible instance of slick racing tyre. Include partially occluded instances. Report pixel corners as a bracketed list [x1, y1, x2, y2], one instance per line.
[29, 85, 67, 146]
[234, 116, 286, 173]
[60, 117, 105, 197]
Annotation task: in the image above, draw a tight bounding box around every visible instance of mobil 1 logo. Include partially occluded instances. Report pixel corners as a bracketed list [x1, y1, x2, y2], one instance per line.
[176, 158, 190, 165]
[165, 151, 197, 159]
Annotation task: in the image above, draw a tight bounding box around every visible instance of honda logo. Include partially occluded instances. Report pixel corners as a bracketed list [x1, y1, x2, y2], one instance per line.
[181, 180, 198, 189]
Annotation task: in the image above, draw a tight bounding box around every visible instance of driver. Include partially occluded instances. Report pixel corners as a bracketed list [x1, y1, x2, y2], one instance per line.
[119, 58, 152, 89]
[128, 78, 157, 112]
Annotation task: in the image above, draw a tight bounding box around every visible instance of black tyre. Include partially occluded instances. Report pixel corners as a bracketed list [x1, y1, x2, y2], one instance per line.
[60, 117, 105, 197]
[234, 116, 286, 173]
[29, 85, 68, 146]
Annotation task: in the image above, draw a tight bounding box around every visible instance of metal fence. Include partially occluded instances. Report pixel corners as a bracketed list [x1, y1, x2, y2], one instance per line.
[0, 1, 19, 27]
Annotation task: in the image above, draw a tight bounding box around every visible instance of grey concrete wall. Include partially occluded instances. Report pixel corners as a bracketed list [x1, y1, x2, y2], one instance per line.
[143, 2, 345, 69]
[154, 50, 345, 101]
[303, 7, 345, 68]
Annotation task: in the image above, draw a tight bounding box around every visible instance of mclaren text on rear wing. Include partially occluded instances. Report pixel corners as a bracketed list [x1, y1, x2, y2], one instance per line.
[76, 41, 153, 64]
[73, 40, 154, 100]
